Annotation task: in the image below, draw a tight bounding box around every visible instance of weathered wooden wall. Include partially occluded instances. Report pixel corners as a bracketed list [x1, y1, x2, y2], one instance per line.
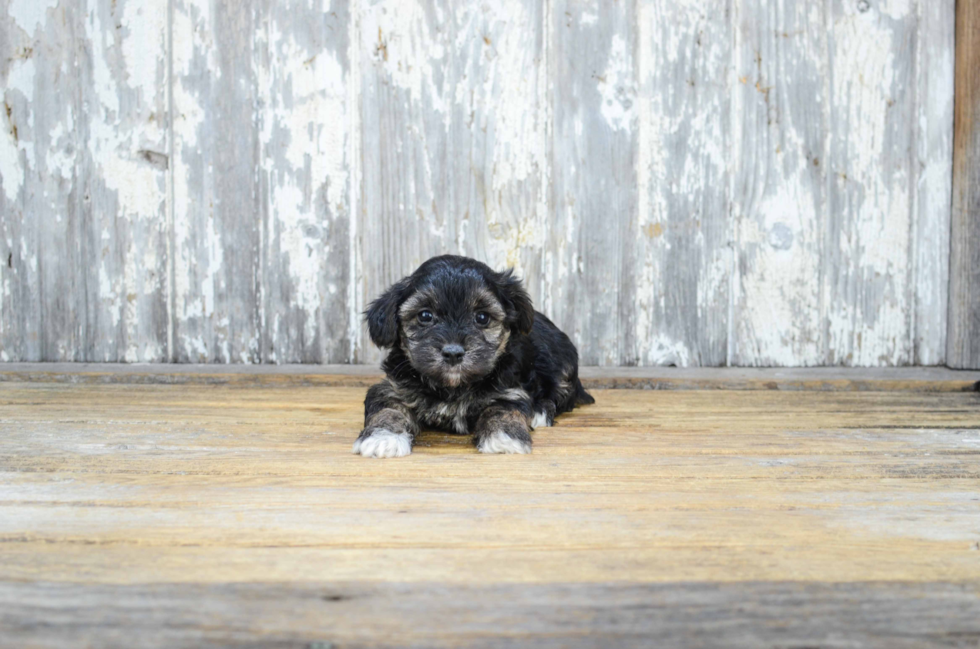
[0, 0, 957, 366]
[949, 0, 980, 369]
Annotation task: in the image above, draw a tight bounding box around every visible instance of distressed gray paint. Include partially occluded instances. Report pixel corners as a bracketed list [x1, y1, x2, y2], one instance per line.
[636, 0, 731, 367]
[0, 0, 170, 363]
[825, 0, 918, 366]
[255, 0, 352, 364]
[914, 0, 954, 366]
[0, 0, 959, 367]
[548, 0, 639, 367]
[731, 0, 827, 366]
[358, 0, 548, 365]
[172, 0, 263, 363]
[170, 0, 351, 363]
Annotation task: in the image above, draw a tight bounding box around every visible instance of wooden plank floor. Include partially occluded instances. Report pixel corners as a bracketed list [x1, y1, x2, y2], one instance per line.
[2, 380, 980, 647]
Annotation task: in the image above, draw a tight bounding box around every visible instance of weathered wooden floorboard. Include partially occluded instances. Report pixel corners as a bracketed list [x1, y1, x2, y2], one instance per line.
[1, 362, 979, 390]
[948, 0, 980, 369]
[1, 384, 978, 581]
[0, 382, 978, 645]
[2, 581, 979, 649]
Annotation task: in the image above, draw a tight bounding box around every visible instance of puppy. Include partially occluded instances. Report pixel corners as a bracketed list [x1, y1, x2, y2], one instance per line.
[353, 255, 594, 458]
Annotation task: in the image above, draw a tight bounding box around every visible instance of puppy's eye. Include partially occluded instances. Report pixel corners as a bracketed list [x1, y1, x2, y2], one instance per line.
[417, 310, 434, 324]
[474, 311, 491, 327]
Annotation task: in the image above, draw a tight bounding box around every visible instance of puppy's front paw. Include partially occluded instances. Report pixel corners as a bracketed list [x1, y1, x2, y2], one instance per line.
[477, 430, 532, 454]
[352, 428, 413, 458]
[530, 410, 552, 429]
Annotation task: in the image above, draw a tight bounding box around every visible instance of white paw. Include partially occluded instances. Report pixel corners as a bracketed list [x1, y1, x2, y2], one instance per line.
[353, 429, 412, 458]
[530, 410, 551, 429]
[477, 430, 532, 454]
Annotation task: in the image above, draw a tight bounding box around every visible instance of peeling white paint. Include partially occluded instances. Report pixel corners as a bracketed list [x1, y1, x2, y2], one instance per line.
[75, 0, 170, 362]
[5, 57, 36, 103]
[826, 2, 915, 365]
[363, 0, 448, 116]
[171, 0, 220, 362]
[912, 0, 955, 365]
[598, 34, 636, 133]
[878, 0, 913, 21]
[8, 0, 58, 35]
[45, 113, 75, 180]
[729, 0, 829, 367]
[634, 0, 731, 366]
[256, 3, 351, 357]
[466, 0, 547, 273]
[737, 181, 823, 366]
[0, 55, 36, 202]
[0, 0, 957, 366]
[0, 120, 24, 203]
[120, 0, 168, 106]
[85, 1, 166, 221]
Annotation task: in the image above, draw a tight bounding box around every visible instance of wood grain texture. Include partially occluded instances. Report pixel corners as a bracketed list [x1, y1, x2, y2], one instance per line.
[949, 0, 980, 369]
[0, 382, 978, 645]
[2, 581, 980, 648]
[256, 0, 352, 363]
[914, 0, 955, 365]
[635, 0, 731, 366]
[172, 0, 263, 363]
[0, 0, 961, 367]
[0, 384, 979, 583]
[0, 0, 170, 362]
[825, 0, 918, 366]
[730, 0, 955, 367]
[547, 0, 638, 366]
[0, 0, 73, 362]
[731, 0, 827, 366]
[357, 0, 547, 364]
[2, 362, 980, 391]
[81, 0, 171, 363]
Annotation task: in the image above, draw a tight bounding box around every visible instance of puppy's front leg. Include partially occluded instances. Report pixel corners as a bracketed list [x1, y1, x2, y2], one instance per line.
[353, 381, 419, 459]
[474, 404, 533, 454]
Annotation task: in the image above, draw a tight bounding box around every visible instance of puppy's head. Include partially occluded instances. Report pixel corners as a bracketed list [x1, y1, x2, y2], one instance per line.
[366, 256, 534, 388]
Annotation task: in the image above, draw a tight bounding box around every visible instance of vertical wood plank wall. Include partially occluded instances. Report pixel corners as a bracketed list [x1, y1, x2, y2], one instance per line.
[0, 0, 959, 367]
[949, 0, 980, 369]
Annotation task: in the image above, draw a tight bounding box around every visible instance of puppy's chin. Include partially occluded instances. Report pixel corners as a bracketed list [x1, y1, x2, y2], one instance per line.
[441, 367, 464, 388]
[425, 363, 487, 389]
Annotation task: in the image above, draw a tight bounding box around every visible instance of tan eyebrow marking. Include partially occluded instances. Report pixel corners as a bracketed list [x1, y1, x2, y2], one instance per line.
[472, 287, 506, 320]
[397, 291, 428, 319]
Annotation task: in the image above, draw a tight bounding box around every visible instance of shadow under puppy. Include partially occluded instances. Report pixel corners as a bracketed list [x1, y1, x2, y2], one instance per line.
[354, 255, 594, 458]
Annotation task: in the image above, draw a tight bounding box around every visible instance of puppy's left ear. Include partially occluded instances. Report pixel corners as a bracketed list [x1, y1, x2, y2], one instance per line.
[365, 277, 412, 348]
[495, 269, 535, 335]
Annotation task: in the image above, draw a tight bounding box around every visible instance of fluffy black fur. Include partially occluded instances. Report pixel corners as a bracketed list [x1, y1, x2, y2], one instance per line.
[353, 255, 593, 458]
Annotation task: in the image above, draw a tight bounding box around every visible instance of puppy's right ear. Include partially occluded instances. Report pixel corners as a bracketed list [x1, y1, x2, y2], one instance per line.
[366, 277, 412, 348]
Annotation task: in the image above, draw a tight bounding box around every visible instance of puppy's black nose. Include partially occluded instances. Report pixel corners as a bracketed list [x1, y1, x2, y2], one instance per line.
[441, 343, 465, 366]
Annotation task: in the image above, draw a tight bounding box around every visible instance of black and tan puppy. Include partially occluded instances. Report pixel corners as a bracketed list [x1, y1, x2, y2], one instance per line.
[353, 255, 594, 458]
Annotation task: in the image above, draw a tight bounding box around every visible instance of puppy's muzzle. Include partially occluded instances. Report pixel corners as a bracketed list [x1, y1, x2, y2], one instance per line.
[441, 343, 465, 366]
